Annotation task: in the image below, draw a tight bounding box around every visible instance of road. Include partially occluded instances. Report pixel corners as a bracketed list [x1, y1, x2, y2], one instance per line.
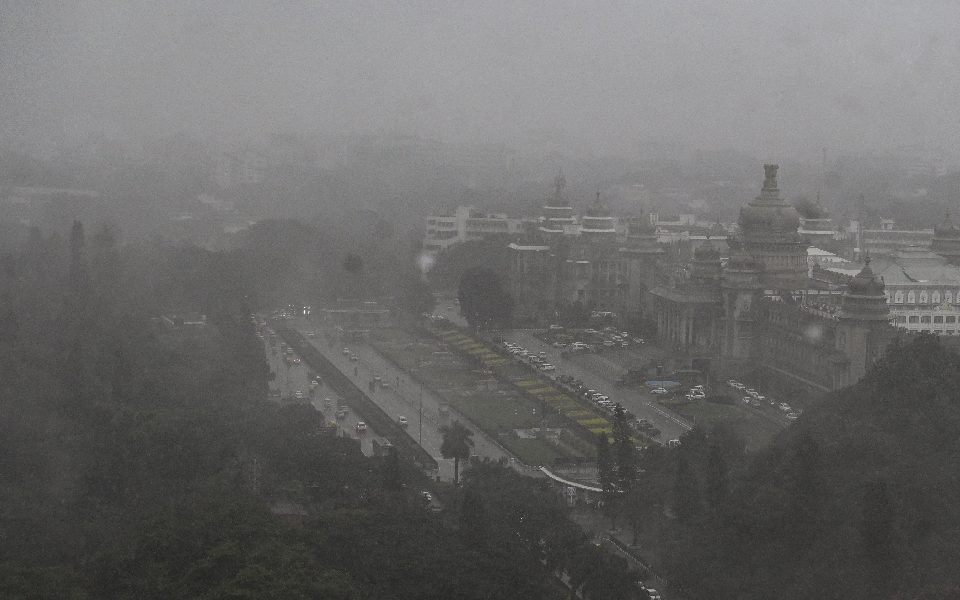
[297, 321, 520, 481]
[499, 330, 692, 442]
[264, 340, 388, 457]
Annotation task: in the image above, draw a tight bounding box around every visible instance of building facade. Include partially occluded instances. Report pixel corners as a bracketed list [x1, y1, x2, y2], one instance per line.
[650, 165, 898, 395]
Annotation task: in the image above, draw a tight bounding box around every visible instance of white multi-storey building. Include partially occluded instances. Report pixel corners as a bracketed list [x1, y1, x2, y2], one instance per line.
[422, 206, 525, 253]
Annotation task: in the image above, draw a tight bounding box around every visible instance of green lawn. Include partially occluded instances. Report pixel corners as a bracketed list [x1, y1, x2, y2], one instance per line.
[499, 437, 566, 467]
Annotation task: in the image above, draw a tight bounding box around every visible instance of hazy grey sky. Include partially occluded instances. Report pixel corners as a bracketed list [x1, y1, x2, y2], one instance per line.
[2, 1, 959, 159]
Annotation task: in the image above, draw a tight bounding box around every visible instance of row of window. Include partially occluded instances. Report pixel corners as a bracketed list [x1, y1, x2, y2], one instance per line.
[897, 315, 958, 324]
[889, 289, 958, 304]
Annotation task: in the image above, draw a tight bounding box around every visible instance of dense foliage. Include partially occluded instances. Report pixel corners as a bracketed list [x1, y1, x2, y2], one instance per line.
[0, 223, 572, 599]
[647, 334, 960, 599]
[457, 266, 514, 329]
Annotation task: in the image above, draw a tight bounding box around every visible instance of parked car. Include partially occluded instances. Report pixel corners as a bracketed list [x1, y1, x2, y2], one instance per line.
[651, 387, 668, 395]
[355, 421, 367, 433]
[398, 416, 408, 427]
[540, 363, 556, 371]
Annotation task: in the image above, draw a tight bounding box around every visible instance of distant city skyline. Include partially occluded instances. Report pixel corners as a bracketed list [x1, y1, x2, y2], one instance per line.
[2, 2, 960, 163]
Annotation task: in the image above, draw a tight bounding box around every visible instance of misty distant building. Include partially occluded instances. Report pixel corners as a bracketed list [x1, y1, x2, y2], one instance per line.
[858, 219, 934, 257]
[507, 174, 658, 323]
[0, 186, 103, 229]
[422, 205, 524, 253]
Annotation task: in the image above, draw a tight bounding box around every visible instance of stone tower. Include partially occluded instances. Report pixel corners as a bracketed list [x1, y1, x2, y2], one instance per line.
[835, 256, 894, 387]
[720, 246, 763, 374]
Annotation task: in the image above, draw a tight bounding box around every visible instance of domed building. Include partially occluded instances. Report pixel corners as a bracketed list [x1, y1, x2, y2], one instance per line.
[650, 164, 899, 394]
[579, 191, 617, 239]
[539, 170, 577, 236]
[730, 164, 809, 290]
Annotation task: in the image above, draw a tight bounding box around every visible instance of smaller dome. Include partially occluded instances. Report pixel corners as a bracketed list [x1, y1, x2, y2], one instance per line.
[840, 256, 889, 322]
[846, 259, 884, 296]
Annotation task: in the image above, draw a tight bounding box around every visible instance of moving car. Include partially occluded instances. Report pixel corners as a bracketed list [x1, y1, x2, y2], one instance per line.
[651, 387, 668, 395]
[398, 416, 409, 427]
[355, 421, 367, 433]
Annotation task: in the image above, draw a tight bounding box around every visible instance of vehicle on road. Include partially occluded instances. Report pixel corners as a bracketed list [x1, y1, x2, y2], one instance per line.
[342, 348, 350, 355]
[294, 390, 304, 399]
[786, 412, 799, 420]
[355, 421, 367, 433]
[421, 490, 433, 503]
[398, 416, 408, 427]
[651, 387, 668, 395]
[540, 363, 556, 371]
[349, 353, 359, 361]
[666, 439, 682, 448]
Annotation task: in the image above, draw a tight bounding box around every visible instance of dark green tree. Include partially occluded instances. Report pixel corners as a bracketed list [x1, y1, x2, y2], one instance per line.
[459, 487, 488, 547]
[788, 431, 823, 539]
[860, 478, 897, 569]
[672, 455, 701, 521]
[597, 432, 619, 528]
[612, 403, 637, 492]
[705, 442, 728, 513]
[440, 421, 474, 485]
[457, 266, 514, 329]
[381, 446, 402, 493]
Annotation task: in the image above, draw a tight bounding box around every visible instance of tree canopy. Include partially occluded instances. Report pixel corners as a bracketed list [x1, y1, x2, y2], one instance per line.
[457, 266, 513, 329]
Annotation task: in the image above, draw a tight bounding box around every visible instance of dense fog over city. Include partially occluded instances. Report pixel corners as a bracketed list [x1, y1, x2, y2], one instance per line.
[6, 3, 960, 600]
[3, 1, 960, 160]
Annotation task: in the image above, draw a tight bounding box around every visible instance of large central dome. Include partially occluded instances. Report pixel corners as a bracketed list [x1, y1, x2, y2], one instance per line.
[738, 164, 802, 242]
[729, 164, 809, 290]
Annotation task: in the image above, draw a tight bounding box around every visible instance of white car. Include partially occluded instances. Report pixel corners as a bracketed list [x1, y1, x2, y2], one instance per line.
[785, 412, 799, 420]
[398, 416, 409, 427]
[651, 387, 668, 395]
[540, 363, 556, 371]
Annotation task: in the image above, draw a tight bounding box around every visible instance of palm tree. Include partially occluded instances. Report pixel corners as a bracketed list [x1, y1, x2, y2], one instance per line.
[440, 421, 474, 485]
